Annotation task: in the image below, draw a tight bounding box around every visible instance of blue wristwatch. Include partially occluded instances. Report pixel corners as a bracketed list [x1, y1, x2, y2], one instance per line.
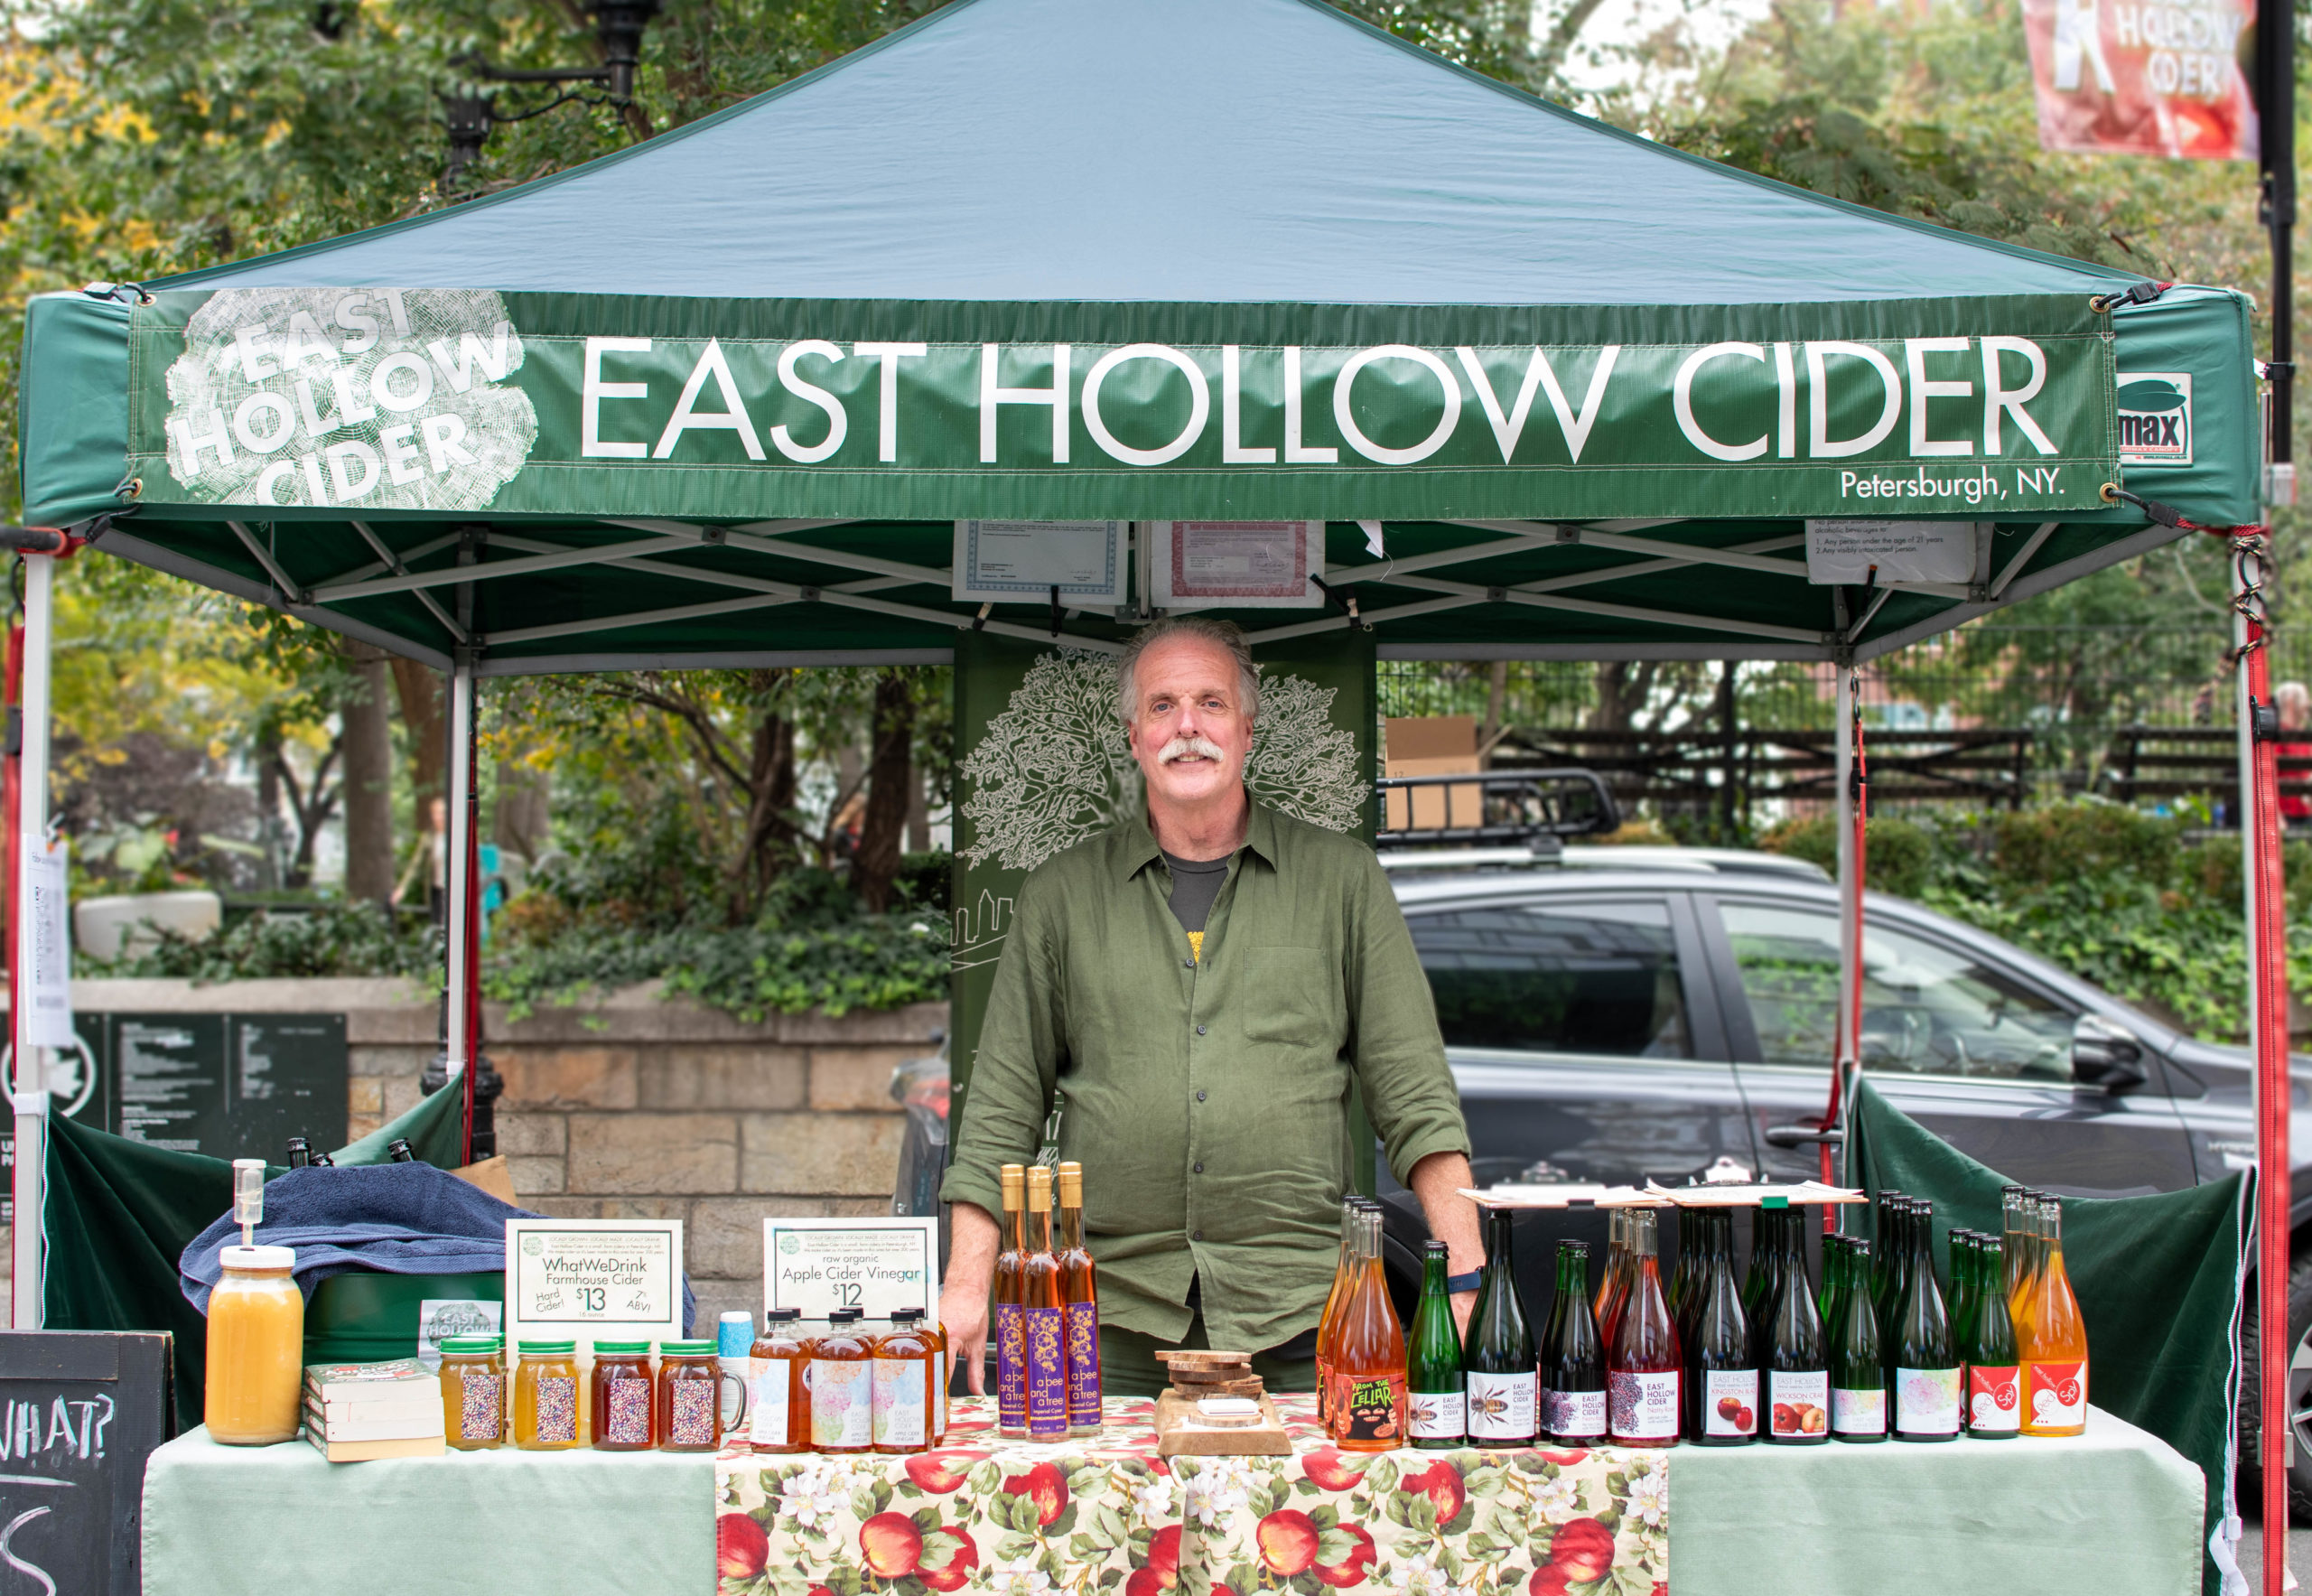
[1445, 1269, 1485, 1293]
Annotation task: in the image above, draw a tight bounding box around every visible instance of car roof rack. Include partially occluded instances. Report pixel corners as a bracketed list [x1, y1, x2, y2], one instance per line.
[1373, 769, 1619, 852]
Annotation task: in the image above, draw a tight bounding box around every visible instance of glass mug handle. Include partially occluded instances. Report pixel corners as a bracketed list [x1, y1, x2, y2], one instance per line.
[717, 1363, 750, 1431]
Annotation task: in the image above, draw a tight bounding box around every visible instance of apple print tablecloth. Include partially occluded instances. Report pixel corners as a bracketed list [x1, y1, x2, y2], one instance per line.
[713, 1396, 1668, 1596]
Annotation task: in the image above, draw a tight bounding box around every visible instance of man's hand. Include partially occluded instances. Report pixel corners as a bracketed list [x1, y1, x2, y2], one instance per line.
[938, 1201, 1000, 1394]
[1408, 1151, 1485, 1338]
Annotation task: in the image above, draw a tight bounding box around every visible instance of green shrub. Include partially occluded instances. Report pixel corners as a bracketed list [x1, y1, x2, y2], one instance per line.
[86, 901, 437, 983]
[1759, 813, 1934, 899]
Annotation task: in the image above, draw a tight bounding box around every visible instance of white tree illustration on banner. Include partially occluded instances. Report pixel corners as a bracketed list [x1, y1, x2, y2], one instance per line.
[960, 650, 1362, 873]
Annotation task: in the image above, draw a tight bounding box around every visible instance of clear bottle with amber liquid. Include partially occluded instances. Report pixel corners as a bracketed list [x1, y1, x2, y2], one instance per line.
[2018, 1195, 2087, 1436]
[1328, 1208, 1407, 1451]
[1315, 1198, 1365, 1431]
[1022, 1165, 1067, 1442]
[993, 1163, 1028, 1438]
[1056, 1162, 1103, 1436]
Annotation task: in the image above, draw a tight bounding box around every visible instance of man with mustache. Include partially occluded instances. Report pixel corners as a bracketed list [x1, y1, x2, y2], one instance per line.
[939, 616, 1480, 1398]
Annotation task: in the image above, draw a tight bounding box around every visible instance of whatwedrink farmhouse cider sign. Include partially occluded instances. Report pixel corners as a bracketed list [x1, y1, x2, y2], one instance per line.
[127, 288, 2121, 523]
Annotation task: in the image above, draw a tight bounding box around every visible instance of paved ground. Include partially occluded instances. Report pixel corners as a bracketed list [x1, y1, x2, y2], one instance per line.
[2234, 1516, 2312, 1589]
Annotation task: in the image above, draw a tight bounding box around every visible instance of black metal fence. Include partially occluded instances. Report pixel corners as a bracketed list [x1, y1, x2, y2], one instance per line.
[1377, 624, 2312, 828]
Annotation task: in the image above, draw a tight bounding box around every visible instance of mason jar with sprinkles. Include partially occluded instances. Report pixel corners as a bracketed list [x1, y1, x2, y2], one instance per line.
[656, 1341, 728, 1452]
[514, 1341, 582, 1451]
[591, 1342, 656, 1451]
[438, 1338, 504, 1451]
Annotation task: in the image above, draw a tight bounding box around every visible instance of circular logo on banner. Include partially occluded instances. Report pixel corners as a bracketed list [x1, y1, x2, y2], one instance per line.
[521, 1233, 545, 1256]
[778, 1233, 802, 1256]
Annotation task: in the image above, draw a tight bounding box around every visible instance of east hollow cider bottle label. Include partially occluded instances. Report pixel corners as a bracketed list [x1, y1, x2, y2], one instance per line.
[1608, 1371, 1678, 1442]
[1331, 1373, 1407, 1445]
[1466, 1371, 1536, 1442]
[1025, 1307, 1067, 1442]
[1832, 1386, 1886, 1437]
[1409, 1388, 1466, 1442]
[2025, 1360, 2086, 1430]
[1701, 1369, 1757, 1438]
[1968, 1365, 2022, 1434]
[1768, 1371, 1830, 1439]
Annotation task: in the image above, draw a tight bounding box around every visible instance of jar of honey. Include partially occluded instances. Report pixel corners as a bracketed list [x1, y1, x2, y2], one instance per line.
[749, 1309, 807, 1454]
[657, 1341, 730, 1451]
[438, 1337, 505, 1451]
[513, 1341, 582, 1450]
[592, 1342, 655, 1451]
[808, 1310, 874, 1454]
[872, 1311, 935, 1454]
[205, 1245, 303, 1445]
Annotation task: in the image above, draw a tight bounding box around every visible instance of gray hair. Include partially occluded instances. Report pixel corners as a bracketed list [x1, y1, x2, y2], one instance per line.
[2280, 681, 2311, 714]
[1116, 617, 1261, 723]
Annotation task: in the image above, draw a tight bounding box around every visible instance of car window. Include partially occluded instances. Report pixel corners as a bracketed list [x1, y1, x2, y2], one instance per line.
[1408, 899, 1692, 1058]
[1719, 901, 2075, 1080]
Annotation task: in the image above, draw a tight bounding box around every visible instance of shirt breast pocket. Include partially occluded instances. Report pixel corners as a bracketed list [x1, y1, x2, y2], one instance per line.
[1242, 945, 1342, 1047]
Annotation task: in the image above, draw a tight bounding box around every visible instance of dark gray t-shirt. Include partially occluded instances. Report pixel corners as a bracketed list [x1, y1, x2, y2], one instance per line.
[1163, 849, 1234, 936]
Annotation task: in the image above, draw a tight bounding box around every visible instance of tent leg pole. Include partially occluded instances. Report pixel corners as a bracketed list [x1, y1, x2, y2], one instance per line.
[459, 661, 480, 1168]
[1831, 664, 1856, 1221]
[2238, 565, 2294, 1596]
[443, 656, 474, 1164]
[11, 554, 54, 1330]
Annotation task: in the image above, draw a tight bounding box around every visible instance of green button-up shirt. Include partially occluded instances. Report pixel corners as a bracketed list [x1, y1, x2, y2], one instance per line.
[941, 798, 1469, 1353]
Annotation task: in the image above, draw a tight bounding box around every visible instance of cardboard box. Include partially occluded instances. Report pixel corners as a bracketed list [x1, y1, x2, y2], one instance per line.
[1383, 715, 1484, 833]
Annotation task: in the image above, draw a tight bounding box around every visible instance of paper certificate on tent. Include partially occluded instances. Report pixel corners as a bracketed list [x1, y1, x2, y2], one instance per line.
[1151, 521, 1321, 608]
[763, 1217, 937, 1319]
[21, 836, 71, 1048]
[1804, 520, 1978, 586]
[506, 1218, 683, 1353]
[952, 520, 1125, 602]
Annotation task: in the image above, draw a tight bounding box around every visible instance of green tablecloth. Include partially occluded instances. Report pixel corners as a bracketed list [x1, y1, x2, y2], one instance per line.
[144, 1405, 2202, 1596]
[1665, 1405, 2205, 1596]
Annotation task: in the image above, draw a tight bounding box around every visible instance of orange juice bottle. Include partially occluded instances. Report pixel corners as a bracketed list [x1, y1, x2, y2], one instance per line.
[2018, 1196, 2087, 1437]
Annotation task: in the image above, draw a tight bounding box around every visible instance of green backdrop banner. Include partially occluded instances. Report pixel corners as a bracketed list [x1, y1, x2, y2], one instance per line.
[1846, 1078, 2242, 1596]
[946, 626, 1376, 1163]
[126, 288, 2116, 522]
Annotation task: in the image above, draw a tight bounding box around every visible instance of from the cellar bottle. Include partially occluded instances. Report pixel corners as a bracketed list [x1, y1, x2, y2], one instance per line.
[1890, 1199, 1961, 1442]
[1608, 1209, 1681, 1447]
[1328, 1209, 1407, 1451]
[1685, 1203, 1754, 1445]
[1830, 1237, 1887, 1442]
[1966, 1235, 2020, 1437]
[1762, 1202, 1829, 1444]
[993, 1163, 1027, 1438]
[1464, 1206, 1538, 1447]
[2018, 1197, 2087, 1437]
[1407, 1241, 1466, 1449]
[1549, 1241, 1608, 1442]
[1056, 1162, 1102, 1436]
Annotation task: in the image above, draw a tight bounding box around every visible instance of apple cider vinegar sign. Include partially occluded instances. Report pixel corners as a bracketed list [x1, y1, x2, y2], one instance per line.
[763, 1217, 937, 1319]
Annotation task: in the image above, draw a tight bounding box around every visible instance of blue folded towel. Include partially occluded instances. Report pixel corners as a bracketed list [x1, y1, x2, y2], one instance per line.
[179, 1162, 697, 1333]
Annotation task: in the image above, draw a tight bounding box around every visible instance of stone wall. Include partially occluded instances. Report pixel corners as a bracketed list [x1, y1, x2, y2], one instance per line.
[24, 978, 948, 1331]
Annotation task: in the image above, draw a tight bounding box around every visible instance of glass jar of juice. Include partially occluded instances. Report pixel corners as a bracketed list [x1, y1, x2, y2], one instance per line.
[657, 1341, 730, 1451]
[808, 1310, 874, 1454]
[206, 1245, 303, 1445]
[872, 1311, 935, 1455]
[749, 1309, 807, 1454]
[439, 1337, 505, 1451]
[513, 1341, 582, 1450]
[592, 1342, 656, 1451]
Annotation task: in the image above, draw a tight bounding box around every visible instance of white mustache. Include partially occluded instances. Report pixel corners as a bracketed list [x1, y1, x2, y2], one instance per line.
[1158, 735, 1226, 765]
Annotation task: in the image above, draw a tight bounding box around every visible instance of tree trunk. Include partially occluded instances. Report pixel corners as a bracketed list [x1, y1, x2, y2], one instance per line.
[256, 722, 284, 891]
[854, 671, 915, 910]
[906, 761, 931, 853]
[389, 657, 446, 812]
[341, 642, 396, 904]
[727, 713, 796, 923]
[493, 750, 551, 864]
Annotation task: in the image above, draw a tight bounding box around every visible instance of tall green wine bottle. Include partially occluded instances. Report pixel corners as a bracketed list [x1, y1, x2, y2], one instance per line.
[1685, 1206, 1755, 1444]
[1549, 1242, 1607, 1442]
[1761, 1202, 1828, 1444]
[1408, 1241, 1465, 1448]
[1964, 1236, 2020, 1438]
[1830, 1237, 1887, 1442]
[1890, 1200, 1961, 1441]
[1464, 1207, 1537, 1447]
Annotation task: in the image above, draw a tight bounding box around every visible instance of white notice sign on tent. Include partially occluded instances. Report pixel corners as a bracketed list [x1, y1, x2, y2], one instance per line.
[22, 839, 71, 1048]
[1804, 521, 1977, 586]
[952, 521, 1125, 602]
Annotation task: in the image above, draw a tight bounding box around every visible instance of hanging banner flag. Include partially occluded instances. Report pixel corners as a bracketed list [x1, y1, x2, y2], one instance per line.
[2021, 0, 2255, 158]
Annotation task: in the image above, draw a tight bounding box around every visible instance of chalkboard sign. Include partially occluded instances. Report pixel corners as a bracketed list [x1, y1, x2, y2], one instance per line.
[0, 1331, 174, 1596]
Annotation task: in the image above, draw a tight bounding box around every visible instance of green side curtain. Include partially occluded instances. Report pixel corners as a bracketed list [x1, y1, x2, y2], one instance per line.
[42, 1083, 466, 1425]
[1847, 1078, 2242, 1596]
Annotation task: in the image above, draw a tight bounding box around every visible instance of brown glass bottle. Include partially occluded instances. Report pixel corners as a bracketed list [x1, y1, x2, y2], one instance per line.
[993, 1163, 1027, 1438]
[748, 1309, 807, 1453]
[1057, 1161, 1102, 1436]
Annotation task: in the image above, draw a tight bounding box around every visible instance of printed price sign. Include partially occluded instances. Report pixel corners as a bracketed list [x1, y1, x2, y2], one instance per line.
[763, 1217, 938, 1319]
[506, 1218, 683, 1354]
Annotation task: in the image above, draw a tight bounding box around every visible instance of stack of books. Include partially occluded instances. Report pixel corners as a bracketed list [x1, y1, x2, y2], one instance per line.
[302, 1358, 446, 1461]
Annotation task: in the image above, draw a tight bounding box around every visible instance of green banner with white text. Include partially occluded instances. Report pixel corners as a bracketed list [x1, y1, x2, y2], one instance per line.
[126, 289, 2119, 524]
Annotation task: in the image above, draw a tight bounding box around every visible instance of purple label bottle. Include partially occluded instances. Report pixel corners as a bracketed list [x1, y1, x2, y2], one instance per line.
[1026, 1306, 1067, 1440]
[1064, 1301, 1102, 1430]
[995, 1302, 1026, 1433]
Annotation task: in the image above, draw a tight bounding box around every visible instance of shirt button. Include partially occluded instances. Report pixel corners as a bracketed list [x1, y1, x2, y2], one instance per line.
[1196, 1024, 1207, 1036]
[1193, 1162, 1204, 1173]
[1196, 1090, 1207, 1102]
[1192, 1230, 1204, 1241]
[1183, 958, 1195, 969]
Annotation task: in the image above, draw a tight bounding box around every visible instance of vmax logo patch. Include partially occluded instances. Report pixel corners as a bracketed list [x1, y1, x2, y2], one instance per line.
[2116, 371, 2191, 467]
